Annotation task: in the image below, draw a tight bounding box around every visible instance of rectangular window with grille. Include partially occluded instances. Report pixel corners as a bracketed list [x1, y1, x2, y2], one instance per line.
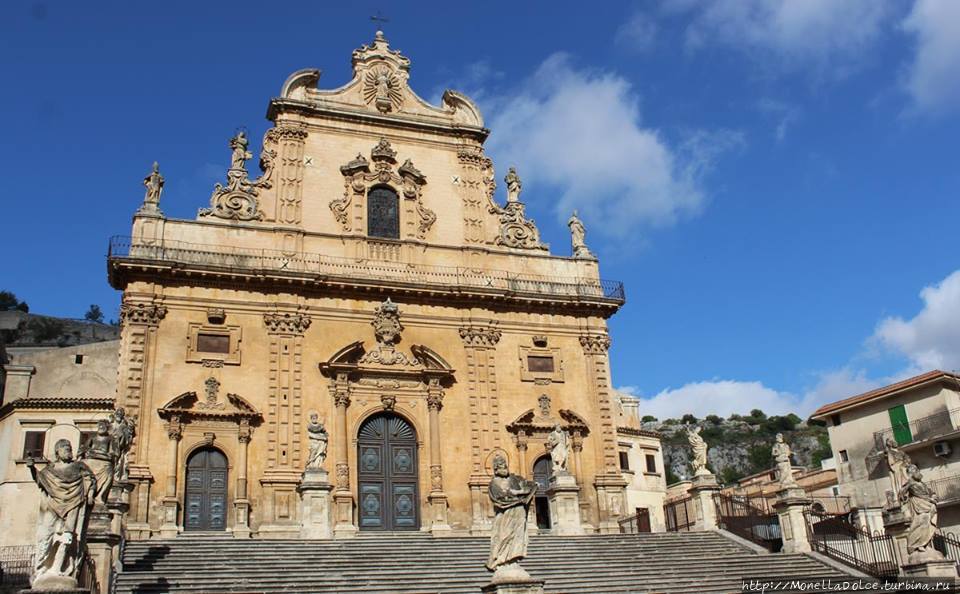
[197, 333, 230, 354]
[645, 454, 657, 473]
[22, 431, 45, 460]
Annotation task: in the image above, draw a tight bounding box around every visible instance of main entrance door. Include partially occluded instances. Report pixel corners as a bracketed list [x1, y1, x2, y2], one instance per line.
[357, 412, 419, 531]
[533, 455, 552, 530]
[184, 448, 227, 531]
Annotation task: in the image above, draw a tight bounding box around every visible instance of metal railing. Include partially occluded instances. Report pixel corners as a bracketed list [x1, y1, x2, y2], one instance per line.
[108, 236, 626, 302]
[805, 508, 900, 580]
[618, 507, 652, 534]
[664, 495, 696, 532]
[873, 407, 959, 449]
[934, 530, 960, 569]
[715, 494, 782, 552]
[0, 545, 33, 588]
[928, 475, 960, 505]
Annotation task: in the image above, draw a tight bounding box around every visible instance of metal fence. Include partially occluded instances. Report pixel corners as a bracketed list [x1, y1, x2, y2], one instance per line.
[0, 546, 33, 589]
[934, 530, 960, 569]
[808, 495, 852, 516]
[108, 236, 626, 302]
[928, 475, 960, 506]
[664, 495, 696, 532]
[715, 494, 782, 552]
[618, 507, 652, 534]
[805, 509, 900, 580]
[873, 407, 959, 449]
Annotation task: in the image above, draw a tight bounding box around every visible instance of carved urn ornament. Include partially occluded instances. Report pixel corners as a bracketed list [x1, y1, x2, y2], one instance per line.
[199, 130, 277, 221]
[359, 298, 421, 366]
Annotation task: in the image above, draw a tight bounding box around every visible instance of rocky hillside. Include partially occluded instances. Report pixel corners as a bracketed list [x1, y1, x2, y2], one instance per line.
[643, 410, 832, 485]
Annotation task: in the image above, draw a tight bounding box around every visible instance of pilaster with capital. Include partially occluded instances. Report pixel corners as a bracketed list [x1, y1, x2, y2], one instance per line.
[331, 374, 357, 537]
[267, 123, 308, 225]
[234, 419, 253, 538]
[460, 322, 502, 533]
[426, 378, 451, 533]
[159, 415, 182, 538]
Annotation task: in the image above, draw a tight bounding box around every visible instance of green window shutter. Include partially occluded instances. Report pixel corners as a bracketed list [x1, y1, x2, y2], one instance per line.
[888, 405, 913, 445]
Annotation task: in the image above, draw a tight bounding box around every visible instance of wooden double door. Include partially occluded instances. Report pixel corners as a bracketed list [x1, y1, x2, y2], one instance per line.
[184, 448, 227, 531]
[357, 412, 419, 531]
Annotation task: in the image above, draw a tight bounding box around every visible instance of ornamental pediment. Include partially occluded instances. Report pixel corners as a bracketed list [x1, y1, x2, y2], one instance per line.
[273, 32, 484, 129]
[158, 384, 261, 423]
[506, 394, 589, 436]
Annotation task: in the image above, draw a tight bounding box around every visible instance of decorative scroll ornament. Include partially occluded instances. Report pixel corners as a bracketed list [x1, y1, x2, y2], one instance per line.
[332, 138, 435, 239]
[138, 162, 164, 216]
[199, 131, 277, 221]
[119, 302, 167, 326]
[491, 167, 546, 250]
[263, 312, 312, 335]
[359, 298, 422, 366]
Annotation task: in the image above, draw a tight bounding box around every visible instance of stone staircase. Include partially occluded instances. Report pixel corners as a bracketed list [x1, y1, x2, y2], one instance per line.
[115, 531, 857, 594]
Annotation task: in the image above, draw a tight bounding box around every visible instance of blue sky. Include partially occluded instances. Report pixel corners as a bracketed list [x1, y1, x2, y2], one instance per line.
[2, 1, 959, 418]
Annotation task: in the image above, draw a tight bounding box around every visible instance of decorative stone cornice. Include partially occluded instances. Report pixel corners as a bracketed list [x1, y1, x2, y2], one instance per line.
[579, 334, 611, 355]
[263, 312, 312, 335]
[120, 302, 167, 327]
[459, 323, 501, 348]
[266, 124, 308, 141]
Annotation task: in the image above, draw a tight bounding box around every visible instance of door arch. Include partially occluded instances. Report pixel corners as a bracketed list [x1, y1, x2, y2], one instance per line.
[357, 412, 419, 531]
[184, 447, 228, 531]
[533, 455, 552, 530]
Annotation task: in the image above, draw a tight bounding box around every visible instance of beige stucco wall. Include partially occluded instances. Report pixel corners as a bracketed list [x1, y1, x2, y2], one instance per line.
[620, 431, 667, 532]
[4, 340, 119, 401]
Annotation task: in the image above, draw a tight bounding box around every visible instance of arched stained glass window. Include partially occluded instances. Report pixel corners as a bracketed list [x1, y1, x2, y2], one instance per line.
[367, 186, 399, 239]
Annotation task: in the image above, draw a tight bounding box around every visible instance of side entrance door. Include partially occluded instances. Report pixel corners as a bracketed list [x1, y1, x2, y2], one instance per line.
[357, 412, 419, 531]
[184, 448, 228, 531]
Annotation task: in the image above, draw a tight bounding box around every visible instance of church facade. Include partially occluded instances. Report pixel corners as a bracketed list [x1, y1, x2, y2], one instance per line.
[105, 33, 660, 539]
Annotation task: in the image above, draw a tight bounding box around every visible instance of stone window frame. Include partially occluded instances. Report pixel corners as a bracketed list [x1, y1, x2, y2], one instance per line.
[186, 323, 242, 366]
[17, 419, 54, 463]
[518, 345, 564, 383]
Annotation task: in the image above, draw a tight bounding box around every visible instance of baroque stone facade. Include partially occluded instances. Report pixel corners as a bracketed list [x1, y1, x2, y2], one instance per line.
[103, 32, 642, 539]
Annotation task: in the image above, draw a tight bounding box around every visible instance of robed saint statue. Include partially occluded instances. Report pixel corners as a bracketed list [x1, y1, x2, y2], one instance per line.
[486, 455, 538, 583]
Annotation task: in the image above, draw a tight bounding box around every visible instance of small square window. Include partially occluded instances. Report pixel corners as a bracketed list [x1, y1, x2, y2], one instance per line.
[619, 451, 630, 471]
[645, 454, 657, 473]
[74, 354, 84, 364]
[22, 431, 46, 460]
[839, 449, 849, 463]
[527, 356, 555, 373]
[197, 333, 230, 354]
[830, 414, 842, 426]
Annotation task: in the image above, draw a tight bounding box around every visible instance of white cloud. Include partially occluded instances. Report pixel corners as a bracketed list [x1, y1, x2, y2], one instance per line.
[676, 0, 889, 73]
[901, 0, 960, 115]
[615, 11, 658, 52]
[872, 270, 960, 371]
[756, 98, 800, 142]
[486, 53, 737, 236]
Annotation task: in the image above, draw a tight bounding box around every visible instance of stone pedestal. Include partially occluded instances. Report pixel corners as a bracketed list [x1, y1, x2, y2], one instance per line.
[902, 559, 959, 579]
[547, 472, 584, 536]
[428, 492, 453, 536]
[482, 564, 545, 594]
[158, 495, 180, 538]
[19, 588, 90, 594]
[882, 505, 910, 568]
[773, 486, 813, 554]
[233, 499, 252, 539]
[259, 469, 302, 538]
[688, 474, 721, 531]
[299, 469, 333, 539]
[333, 491, 358, 539]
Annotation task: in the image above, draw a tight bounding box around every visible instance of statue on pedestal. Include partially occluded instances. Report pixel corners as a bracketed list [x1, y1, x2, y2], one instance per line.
[546, 424, 569, 476]
[79, 419, 114, 504]
[486, 455, 537, 583]
[230, 131, 252, 171]
[504, 167, 522, 203]
[899, 464, 943, 563]
[305, 413, 328, 470]
[885, 438, 912, 495]
[110, 407, 136, 482]
[27, 439, 97, 590]
[687, 426, 710, 477]
[772, 433, 798, 488]
[567, 211, 593, 258]
[139, 162, 164, 215]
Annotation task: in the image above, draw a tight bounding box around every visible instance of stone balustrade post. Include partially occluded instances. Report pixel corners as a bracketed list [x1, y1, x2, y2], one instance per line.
[773, 486, 813, 554]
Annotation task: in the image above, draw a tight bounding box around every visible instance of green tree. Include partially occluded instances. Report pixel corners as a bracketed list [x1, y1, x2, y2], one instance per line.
[810, 433, 833, 467]
[705, 414, 722, 425]
[84, 304, 104, 323]
[747, 443, 773, 474]
[665, 466, 680, 485]
[680, 413, 698, 425]
[720, 466, 744, 485]
[28, 317, 65, 342]
[0, 290, 28, 312]
[641, 415, 658, 423]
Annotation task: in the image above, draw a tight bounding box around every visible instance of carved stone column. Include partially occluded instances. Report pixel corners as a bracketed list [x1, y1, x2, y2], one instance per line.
[269, 123, 308, 225]
[118, 301, 165, 537]
[514, 430, 529, 477]
[460, 322, 502, 534]
[570, 430, 593, 532]
[331, 374, 357, 538]
[159, 415, 182, 538]
[259, 311, 311, 537]
[426, 379, 451, 535]
[580, 333, 627, 533]
[234, 420, 252, 538]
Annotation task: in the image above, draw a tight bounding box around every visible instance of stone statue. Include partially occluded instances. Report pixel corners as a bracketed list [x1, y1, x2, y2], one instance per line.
[306, 413, 328, 470]
[885, 438, 912, 495]
[110, 407, 136, 482]
[687, 426, 710, 477]
[772, 433, 797, 488]
[26, 439, 97, 590]
[79, 419, 114, 503]
[546, 424, 569, 476]
[899, 464, 943, 563]
[567, 210, 593, 258]
[230, 131, 252, 171]
[504, 167, 522, 203]
[486, 455, 538, 583]
[140, 161, 164, 213]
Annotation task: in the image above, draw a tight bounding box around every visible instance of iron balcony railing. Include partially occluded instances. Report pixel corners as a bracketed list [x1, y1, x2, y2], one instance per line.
[873, 407, 960, 449]
[928, 474, 960, 505]
[108, 236, 626, 303]
[0, 545, 33, 588]
[805, 508, 900, 580]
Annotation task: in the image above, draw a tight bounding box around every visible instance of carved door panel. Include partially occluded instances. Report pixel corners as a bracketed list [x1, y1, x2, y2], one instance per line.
[184, 448, 228, 531]
[358, 413, 419, 531]
[533, 455, 552, 530]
